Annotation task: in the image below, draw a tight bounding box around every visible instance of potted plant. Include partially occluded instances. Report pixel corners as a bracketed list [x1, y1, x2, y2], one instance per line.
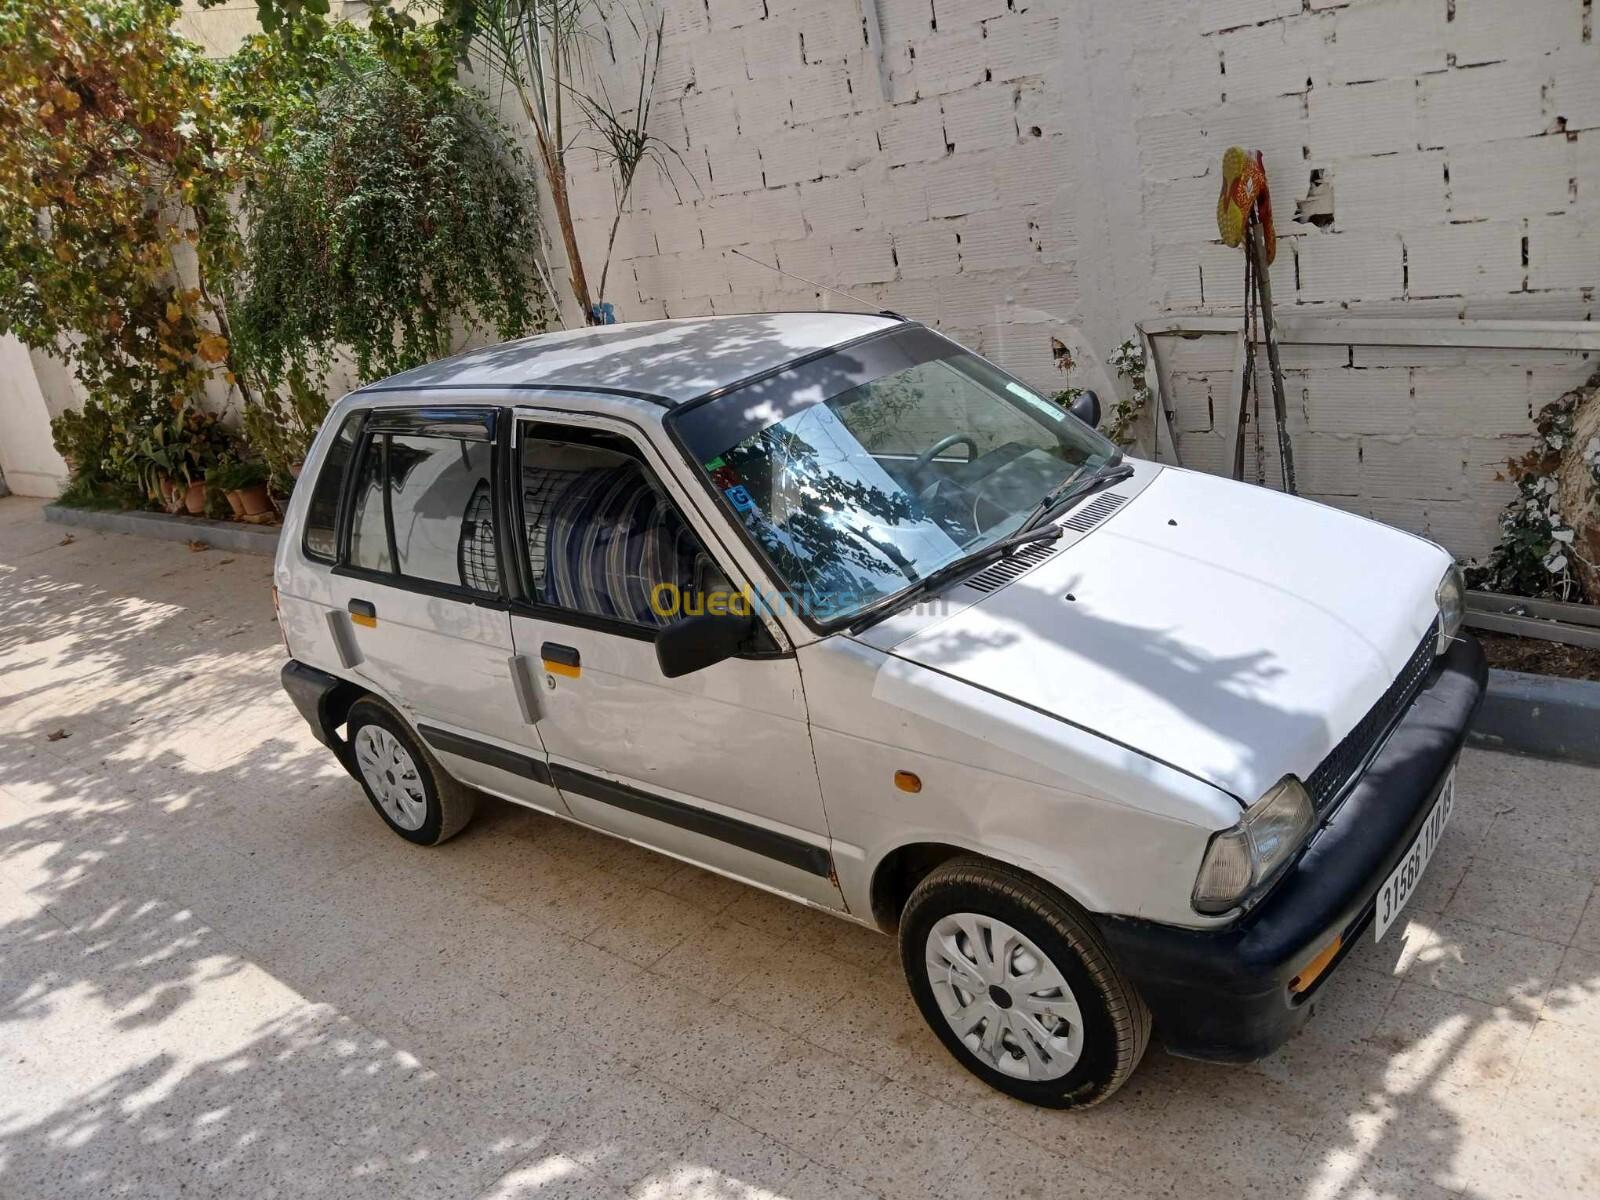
[209, 457, 271, 518]
[172, 407, 231, 516]
[133, 424, 184, 512]
[209, 458, 247, 517]
[233, 459, 272, 516]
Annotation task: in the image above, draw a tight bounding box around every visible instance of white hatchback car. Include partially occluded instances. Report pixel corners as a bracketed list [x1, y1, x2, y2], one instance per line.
[276, 312, 1486, 1107]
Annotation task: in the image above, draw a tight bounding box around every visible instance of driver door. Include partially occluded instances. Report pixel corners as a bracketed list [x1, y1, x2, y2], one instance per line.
[505, 412, 844, 910]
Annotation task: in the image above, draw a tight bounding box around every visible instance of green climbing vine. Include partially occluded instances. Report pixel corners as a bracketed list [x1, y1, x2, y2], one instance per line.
[224, 24, 551, 393]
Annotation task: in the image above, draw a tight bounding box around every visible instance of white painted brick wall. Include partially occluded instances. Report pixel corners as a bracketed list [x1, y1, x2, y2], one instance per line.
[1308, 78, 1420, 158]
[1447, 0, 1576, 67]
[1448, 136, 1572, 221]
[1297, 231, 1406, 302]
[1404, 221, 1525, 297]
[531, 0, 1598, 562]
[1334, 151, 1445, 230]
[1327, 0, 1447, 84]
[1551, 45, 1600, 131]
[1420, 61, 1551, 148]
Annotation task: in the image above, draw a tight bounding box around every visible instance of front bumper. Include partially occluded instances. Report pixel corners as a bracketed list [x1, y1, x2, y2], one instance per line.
[1096, 634, 1488, 1063]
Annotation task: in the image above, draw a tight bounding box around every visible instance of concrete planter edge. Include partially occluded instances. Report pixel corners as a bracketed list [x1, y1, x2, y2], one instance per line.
[43, 503, 280, 558]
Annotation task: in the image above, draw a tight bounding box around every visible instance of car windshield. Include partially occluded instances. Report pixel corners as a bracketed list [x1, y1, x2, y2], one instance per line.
[670, 326, 1118, 625]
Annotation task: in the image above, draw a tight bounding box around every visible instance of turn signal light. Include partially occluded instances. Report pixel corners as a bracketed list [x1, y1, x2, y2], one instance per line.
[1289, 935, 1342, 995]
[894, 771, 922, 793]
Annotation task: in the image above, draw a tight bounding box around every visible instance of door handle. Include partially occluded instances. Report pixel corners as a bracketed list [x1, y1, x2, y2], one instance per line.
[541, 642, 581, 679]
[348, 599, 377, 628]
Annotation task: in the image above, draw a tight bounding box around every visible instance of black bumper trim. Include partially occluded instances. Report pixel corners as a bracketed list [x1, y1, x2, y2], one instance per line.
[1096, 634, 1488, 1063]
[281, 660, 345, 751]
[550, 763, 834, 878]
[418, 723, 552, 785]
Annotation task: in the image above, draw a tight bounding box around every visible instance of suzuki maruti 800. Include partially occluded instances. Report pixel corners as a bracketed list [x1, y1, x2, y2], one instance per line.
[275, 313, 1486, 1107]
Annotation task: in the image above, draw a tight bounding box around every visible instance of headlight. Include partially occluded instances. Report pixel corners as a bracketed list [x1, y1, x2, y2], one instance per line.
[1192, 776, 1315, 914]
[1435, 563, 1465, 655]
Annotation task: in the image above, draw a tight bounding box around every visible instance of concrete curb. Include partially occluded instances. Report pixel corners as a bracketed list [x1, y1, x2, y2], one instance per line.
[1469, 667, 1600, 767]
[44, 503, 280, 557]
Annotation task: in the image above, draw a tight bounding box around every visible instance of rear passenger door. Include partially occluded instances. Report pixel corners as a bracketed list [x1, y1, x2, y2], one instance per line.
[326, 407, 561, 812]
[505, 413, 844, 909]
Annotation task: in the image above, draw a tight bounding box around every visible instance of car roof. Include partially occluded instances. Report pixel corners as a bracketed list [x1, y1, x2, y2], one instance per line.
[353, 311, 904, 405]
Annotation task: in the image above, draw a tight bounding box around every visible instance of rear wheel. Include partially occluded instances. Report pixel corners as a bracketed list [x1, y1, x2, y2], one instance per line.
[899, 857, 1150, 1108]
[346, 698, 476, 846]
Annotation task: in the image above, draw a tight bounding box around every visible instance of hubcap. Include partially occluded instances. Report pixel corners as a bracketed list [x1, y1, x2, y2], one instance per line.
[925, 913, 1085, 1081]
[353, 726, 428, 831]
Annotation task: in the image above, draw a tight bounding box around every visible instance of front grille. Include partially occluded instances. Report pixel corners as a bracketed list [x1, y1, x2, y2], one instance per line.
[1305, 621, 1439, 813]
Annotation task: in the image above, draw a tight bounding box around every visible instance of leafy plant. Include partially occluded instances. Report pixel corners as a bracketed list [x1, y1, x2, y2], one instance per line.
[572, 2, 682, 309]
[0, 0, 250, 424]
[50, 402, 116, 478]
[238, 365, 329, 490]
[224, 26, 551, 388]
[131, 406, 233, 499]
[1105, 339, 1151, 447]
[208, 456, 268, 492]
[1047, 337, 1082, 409]
[226, 0, 675, 323]
[1470, 372, 1600, 603]
[57, 472, 144, 511]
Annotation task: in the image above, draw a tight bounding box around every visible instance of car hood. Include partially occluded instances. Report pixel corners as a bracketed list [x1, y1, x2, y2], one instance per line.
[873, 466, 1448, 803]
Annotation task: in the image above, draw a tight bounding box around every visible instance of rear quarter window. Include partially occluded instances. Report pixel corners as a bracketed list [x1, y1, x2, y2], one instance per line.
[302, 411, 364, 562]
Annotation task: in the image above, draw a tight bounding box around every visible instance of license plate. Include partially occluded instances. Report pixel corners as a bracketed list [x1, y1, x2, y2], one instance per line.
[1374, 771, 1454, 942]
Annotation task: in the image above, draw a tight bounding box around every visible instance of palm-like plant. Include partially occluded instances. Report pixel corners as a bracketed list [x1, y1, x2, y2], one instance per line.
[454, 0, 677, 323]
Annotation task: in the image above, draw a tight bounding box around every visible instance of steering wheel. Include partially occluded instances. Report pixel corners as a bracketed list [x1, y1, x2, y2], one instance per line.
[910, 433, 980, 481]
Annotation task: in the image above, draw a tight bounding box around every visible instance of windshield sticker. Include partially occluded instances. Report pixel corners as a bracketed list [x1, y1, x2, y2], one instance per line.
[1005, 381, 1065, 421]
[723, 484, 756, 513]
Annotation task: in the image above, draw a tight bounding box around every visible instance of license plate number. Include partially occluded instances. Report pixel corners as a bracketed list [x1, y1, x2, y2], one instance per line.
[1374, 772, 1454, 943]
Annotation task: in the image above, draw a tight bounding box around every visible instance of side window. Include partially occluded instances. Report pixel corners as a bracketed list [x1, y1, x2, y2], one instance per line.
[518, 425, 723, 628]
[347, 431, 500, 594]
[302, 411, 363, 562]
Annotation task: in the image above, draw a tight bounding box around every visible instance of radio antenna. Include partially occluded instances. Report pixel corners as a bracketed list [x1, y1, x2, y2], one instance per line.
[728, 248, 894, 316]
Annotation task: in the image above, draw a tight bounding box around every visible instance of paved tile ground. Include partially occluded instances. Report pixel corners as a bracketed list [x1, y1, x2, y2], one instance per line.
[2, 495, 1598, 1200]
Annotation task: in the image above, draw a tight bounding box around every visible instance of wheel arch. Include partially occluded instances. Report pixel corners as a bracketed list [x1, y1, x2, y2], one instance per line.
[868, 840, 1099, 935]
[282, 661, 378, 778]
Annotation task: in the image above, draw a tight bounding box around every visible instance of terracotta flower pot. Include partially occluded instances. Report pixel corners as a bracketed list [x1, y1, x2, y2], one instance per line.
[223, 488, 246, 517]
[184, 481, 207, 514]
[237, 482, 272, 517]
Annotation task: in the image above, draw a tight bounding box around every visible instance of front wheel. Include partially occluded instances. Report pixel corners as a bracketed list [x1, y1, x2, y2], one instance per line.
[346, 697, 476, 846]
[899, 857, 1150, 1108]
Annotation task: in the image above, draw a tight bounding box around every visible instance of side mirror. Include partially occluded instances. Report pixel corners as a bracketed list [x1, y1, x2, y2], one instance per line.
[1068, 389, 1101, 429]
[655, 611, 759, 678]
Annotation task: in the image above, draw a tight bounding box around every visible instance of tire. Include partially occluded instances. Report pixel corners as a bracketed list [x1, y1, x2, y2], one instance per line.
[345, 697, 477, 846]
[899, 856, 1150, 1109]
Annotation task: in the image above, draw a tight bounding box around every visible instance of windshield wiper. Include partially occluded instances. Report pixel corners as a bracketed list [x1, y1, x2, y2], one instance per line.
[1018, 457, 1135, 533]
[846, 523, 1064, 634]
